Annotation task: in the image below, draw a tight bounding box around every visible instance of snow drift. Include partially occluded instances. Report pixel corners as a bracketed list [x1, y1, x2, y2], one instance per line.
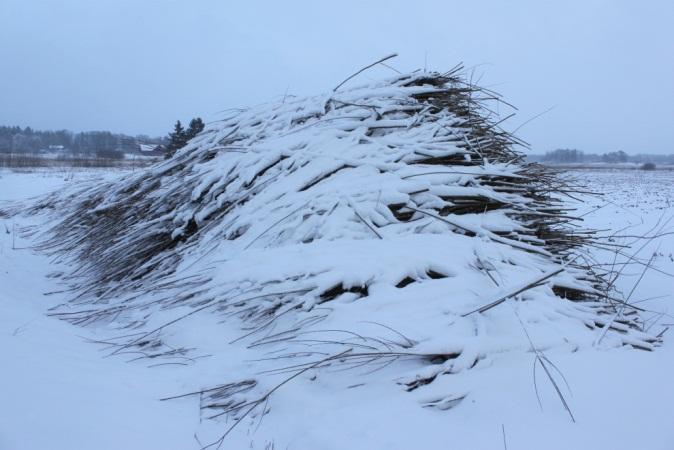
[26, 64, 658, 444]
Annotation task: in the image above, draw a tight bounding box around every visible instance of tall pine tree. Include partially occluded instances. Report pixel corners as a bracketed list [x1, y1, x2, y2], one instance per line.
[166, 120, 187, 157]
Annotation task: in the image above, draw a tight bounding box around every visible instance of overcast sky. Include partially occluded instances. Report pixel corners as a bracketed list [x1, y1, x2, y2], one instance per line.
[1, 1, 673, 153]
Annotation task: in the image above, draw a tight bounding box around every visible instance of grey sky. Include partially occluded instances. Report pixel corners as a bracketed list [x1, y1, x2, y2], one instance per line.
[1, 1, 673, 153]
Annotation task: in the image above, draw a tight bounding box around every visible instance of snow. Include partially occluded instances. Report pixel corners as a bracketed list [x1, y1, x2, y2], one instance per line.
[0, 169, 197, 450]
[2, 167, 673, 449]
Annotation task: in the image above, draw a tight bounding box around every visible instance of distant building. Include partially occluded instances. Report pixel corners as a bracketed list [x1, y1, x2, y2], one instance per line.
[132, 142, 166, 158]
[139, 143, 160, 153]
[48, 145, 66, 151]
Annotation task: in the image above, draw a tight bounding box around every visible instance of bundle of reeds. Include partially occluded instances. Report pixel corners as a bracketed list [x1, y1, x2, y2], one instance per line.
[25, 59, 658, 444]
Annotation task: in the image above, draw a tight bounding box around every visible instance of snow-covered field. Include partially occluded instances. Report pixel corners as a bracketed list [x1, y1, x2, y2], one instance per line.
[1, 167, 673, 450]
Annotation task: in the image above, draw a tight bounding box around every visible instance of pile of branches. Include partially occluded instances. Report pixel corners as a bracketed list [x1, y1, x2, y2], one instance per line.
[23, 57, 659, 443]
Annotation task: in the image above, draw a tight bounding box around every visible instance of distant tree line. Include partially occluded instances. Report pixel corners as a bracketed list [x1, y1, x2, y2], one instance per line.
[0, 118, 207, 169]
[1, 117, 205, 160]
[542, 148, 585, 163]
[538, 148, 673, 165]
[0, 125, 167, 159]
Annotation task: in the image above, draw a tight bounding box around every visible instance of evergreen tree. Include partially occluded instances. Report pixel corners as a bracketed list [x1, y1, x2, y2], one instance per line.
[186, 117, 205, 140]
[171, 120, 186, 145]
[166, 120, 188, 157]
[165, 118, 204, 158]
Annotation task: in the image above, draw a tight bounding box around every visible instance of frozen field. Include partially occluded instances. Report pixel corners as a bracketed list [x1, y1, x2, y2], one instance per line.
[1, 167, 673, 450]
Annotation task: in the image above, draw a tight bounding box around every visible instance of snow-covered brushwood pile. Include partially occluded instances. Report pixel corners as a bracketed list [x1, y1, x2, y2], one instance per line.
[28, 65, 658, 443]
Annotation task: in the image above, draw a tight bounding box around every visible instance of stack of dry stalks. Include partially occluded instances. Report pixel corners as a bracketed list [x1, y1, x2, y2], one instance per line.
[19, 57, 659, 444]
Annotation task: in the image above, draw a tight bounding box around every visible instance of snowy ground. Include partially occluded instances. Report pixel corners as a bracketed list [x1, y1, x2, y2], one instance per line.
[1, 168, 673, 450]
